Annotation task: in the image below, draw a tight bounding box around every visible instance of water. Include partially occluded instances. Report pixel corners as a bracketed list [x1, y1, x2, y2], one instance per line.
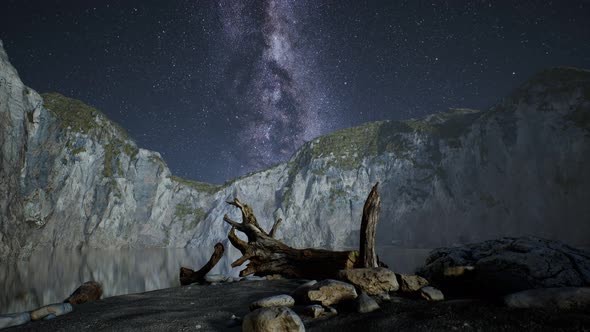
[0, 247, 430, 315]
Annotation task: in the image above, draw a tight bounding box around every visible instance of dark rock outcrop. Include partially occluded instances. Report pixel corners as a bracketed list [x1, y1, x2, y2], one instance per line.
[418, 237, 590, 297]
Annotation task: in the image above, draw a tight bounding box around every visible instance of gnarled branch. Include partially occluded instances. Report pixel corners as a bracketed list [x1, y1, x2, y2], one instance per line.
[179, 243, 225, 285]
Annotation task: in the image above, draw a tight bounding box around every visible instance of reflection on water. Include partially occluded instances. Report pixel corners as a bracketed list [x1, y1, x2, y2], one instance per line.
[0, 247, 430, 314]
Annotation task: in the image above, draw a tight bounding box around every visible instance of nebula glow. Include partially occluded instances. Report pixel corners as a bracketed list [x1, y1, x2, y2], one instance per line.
[218, 0, 336, 169]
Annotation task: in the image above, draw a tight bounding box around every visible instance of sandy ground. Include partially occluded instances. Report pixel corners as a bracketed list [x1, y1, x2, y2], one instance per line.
[5, 279, 590, 331]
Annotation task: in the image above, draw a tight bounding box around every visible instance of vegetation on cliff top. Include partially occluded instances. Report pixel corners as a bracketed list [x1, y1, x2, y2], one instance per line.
[168, 175, 223, 195]
[42, 92, 128, 138]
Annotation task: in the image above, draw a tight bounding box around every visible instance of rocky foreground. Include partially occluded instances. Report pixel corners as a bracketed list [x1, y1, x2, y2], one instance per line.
[2, 279, 590, 332]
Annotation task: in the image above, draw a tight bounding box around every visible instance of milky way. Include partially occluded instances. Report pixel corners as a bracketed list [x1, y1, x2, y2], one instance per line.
[218, 0, 336, 170]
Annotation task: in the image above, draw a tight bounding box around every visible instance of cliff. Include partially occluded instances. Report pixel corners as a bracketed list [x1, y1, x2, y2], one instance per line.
[1, 41, 589, 269]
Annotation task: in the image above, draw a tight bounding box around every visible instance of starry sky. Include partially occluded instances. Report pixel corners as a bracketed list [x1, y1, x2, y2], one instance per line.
[1, 1, 589, 183]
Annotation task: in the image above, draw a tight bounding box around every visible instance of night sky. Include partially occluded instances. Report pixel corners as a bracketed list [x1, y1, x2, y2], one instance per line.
[1, 1, 589, 184]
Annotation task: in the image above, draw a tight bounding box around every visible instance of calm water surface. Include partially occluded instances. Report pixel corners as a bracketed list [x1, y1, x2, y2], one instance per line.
[0, 247, 430, 314]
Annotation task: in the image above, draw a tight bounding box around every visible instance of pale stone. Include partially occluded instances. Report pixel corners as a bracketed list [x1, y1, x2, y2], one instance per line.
[305, 279, 357, 306]
[250, 295, 295, 311]
[30, 303, 73, 321]
[242, 307, 305, 332]
[420, 286, 444, 301]
[338, 268, 399, 295]
[396, 274, 429, 292]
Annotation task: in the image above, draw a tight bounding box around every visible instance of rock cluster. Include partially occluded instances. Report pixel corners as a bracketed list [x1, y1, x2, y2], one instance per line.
[242, 267, 444, 330]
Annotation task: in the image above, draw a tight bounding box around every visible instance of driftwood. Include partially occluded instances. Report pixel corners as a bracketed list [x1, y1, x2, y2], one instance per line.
[179, 242, 225, 285]
[359, 182, 381, 267]
[223, 183, 382, 279]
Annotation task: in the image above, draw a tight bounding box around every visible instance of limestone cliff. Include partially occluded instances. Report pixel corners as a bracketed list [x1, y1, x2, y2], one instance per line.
[1, 41, 589, 267]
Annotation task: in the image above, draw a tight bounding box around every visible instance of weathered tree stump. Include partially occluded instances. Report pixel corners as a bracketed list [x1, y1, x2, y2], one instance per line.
[223, 183, 383, 279]
[223, 198, 359, 279]
[359, 182, 381, 268]
[179, 242, 225, 285]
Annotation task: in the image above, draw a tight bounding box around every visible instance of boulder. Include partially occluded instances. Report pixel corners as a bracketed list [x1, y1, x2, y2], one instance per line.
[303, 279, 358, 306]
[356, 293, 380, 313]
[420, 286, 444, 301]
[418, 237, 590, 297]
[337, 268, 399, 295]
[302, 305, 325, 318]
[504, 287, 590, 309]
[64, 281, 103, 304]
[0, 312, 30, 329]
[242, 307, 305, 332]
[396, 274, 429, 293]
[291, 280, 318, 304]
[30, 303, 73, 321]
[250, 295, 295, 311]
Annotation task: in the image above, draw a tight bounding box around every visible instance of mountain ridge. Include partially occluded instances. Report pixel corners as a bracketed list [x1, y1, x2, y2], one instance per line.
[1, 41, 589, 274]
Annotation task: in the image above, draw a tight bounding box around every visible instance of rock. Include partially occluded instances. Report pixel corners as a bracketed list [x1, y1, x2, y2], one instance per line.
[356, 293, 380, 313]
[43, 314, 57, 320]
[0, 312, 31, 329]
[242, 307, 305, 332]
[30, 303, 73, 321]
[372, 292, 391, 304]
[338, 268, 399, 295]
[291, 280, 317, 304]
[64, 281, 103, 304]
[396, 274, 429, 293]
[504, 287, 590, 309]
[303, 279, 358, 306]
[418, 237, 590, 297]
[420, 286, 444, 301]
[205, 274, 229, 283]
[250, 295, 295, 311]
[302, 305, 325, 318]
[444, 266, 475, 277]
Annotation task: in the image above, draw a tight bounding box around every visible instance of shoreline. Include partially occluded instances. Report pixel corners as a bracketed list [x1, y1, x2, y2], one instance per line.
[4, 279, 590, 331]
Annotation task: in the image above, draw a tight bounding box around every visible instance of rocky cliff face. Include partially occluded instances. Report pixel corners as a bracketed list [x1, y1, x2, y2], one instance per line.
[1, 41, 589, 267]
